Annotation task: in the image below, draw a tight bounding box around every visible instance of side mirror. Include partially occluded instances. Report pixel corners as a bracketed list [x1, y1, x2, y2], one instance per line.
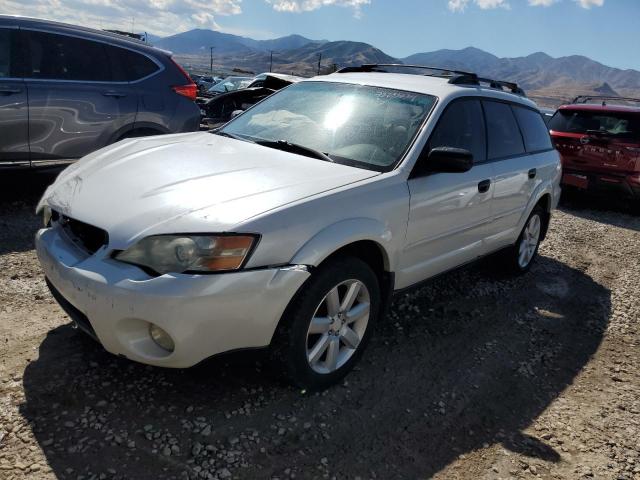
[231, 109, 244, 118]
[425, 147, 473, 173]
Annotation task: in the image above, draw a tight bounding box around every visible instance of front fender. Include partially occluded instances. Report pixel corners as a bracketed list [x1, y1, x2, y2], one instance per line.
[290, 218, 394, 270]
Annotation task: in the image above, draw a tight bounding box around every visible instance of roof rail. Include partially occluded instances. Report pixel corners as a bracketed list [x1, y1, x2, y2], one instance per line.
[336, 63, 526, 96]
[571, 95, 640, 106]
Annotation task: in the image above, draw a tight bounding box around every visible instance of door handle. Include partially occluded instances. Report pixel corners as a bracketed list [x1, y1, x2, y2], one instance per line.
[478, 179, 491, 193]
[528, 168, 537, 179]
[0, 88, 22, 95]
[102, 91, 127, 98]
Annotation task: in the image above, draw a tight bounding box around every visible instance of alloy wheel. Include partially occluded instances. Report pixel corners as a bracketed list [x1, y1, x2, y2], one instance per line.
[306, 279, 370, 374]
[518, 213, 541, 268]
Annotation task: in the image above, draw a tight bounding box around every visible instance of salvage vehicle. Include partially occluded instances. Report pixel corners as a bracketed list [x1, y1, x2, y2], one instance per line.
[549, 96, 640, 200]
[36, 64, 561, 389]
[200, 76, 253, 98]
[0, 16, 200, 167]
[200, 74, 303, 128]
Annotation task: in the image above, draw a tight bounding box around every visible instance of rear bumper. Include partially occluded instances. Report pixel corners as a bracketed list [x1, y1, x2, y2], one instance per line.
[561, 169, 640, 198]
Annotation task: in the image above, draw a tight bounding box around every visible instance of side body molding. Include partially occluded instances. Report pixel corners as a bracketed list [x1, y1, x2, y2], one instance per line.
[290, 218, 395, 271]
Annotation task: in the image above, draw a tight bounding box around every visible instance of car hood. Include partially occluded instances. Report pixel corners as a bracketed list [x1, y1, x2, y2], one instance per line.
[39, 132, 379, 249]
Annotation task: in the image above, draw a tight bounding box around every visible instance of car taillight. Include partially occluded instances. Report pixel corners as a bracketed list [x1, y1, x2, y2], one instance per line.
[170, 57, 197, 101]
[172, 84, 197, 101]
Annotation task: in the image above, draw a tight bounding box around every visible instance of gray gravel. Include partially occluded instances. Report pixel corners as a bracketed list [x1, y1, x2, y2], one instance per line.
[0, 170, 639, 480]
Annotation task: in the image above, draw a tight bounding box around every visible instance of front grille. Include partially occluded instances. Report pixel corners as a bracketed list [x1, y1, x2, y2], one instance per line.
[59, 214, 109, 254]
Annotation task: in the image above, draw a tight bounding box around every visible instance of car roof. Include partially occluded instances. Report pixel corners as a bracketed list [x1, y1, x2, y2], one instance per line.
[307, 71, 539, 109]
[558, 103, 640, 114]
[0, 15, 167, 55]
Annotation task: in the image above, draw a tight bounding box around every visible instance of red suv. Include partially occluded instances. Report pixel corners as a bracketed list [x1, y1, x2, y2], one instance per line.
[549, 96, 640, 200]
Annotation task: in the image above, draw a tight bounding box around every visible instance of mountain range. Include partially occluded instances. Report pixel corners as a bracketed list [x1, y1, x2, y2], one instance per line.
[153, 29, 640, 107]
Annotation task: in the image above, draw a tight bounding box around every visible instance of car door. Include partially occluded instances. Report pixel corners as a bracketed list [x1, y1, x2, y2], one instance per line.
[23, 29, 138, 161]
[398, 98, 495, 289]
[0, 27, 29, 165]
[484, 101, 549, 250]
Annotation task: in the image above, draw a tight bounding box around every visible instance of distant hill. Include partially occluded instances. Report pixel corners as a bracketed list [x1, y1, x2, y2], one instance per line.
[403, 47, 640, 106]
[153, 28, 640, 107]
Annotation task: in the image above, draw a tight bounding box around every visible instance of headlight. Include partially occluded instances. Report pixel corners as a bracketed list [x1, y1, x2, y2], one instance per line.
[114, 234, 258, 275]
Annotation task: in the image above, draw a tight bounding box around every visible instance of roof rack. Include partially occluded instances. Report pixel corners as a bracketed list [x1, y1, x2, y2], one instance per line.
[336, 63, 526, 96]
[571, 96, 640, 106]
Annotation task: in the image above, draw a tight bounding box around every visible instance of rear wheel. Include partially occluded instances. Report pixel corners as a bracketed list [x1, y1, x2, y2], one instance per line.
[272, 257, 380, 390]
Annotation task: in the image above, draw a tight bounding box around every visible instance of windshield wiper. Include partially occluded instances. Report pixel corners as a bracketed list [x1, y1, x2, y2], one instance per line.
[212, 130, 255, 143]
[255, 139, 334, 162]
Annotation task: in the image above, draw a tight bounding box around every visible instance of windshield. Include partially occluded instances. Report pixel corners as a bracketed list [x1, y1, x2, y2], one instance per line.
[549, 109, 640, 140]
[221, 81, 436, 171]
[209, 77, 251, 93]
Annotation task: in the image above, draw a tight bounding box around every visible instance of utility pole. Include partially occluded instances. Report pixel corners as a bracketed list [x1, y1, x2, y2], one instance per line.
[270, 51, 273, 73]
[210, 46, 215, 74]
[317, 53, 322, 75]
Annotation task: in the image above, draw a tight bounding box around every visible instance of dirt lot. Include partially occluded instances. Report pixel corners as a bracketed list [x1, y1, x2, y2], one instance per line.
[0, 169, 638, 480]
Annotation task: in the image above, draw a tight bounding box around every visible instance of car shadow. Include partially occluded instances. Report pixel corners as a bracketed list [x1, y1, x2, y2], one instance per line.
[559, 189, 640, 231]
[0, 167, 65, 255]
[20, 255, 610, 479]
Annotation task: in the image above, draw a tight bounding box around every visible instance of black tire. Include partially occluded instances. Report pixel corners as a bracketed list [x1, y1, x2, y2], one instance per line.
[271, 257, 381, 390]
[502, 205, 546, 274]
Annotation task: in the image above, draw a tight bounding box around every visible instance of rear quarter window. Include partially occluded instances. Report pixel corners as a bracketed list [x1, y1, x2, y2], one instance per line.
[513, 106, 553, 152]
[109, 47, 160, 82]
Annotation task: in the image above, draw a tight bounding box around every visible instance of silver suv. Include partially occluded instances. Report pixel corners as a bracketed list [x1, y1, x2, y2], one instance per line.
[0, 16, 200, 167]
[36, 65, 561, 390]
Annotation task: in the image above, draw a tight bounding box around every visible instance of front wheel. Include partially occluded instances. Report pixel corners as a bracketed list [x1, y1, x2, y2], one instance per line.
[502, 206, 545, 273]
[271, 257, 381, 390]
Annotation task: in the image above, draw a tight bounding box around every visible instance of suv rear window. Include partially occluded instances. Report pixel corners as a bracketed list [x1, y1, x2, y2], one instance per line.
[513, 106, 553, 152]
[549, 109, 640, 140]
[111, 47, 159, 81]
[26, 31, 111, 81]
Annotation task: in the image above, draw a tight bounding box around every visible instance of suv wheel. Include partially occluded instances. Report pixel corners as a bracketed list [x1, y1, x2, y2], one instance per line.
[272, 257, 380, 390]
[503, 206, 545, 273]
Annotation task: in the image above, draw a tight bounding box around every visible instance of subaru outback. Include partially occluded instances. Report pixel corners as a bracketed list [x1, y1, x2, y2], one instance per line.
[36, 64, 561, 389]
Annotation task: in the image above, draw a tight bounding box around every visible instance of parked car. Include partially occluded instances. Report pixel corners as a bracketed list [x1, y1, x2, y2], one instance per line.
[196, 75, 222, 92]
[0, 16, 200, 167]
[540, 107, 555, 125]
[36, 65, 560, 389]
[200, 74, 303, 128]
[549, 96, 640, 200]
[200, 76, 252, 98]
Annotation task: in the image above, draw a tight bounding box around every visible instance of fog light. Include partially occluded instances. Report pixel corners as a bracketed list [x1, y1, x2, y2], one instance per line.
[149, 324, 175, 352]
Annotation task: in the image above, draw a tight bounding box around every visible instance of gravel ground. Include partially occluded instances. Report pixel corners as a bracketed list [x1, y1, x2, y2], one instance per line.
[0, 169, 639, 480]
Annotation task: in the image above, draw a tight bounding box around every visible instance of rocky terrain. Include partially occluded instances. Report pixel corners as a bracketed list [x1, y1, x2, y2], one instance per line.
[0, 169, 639, 480]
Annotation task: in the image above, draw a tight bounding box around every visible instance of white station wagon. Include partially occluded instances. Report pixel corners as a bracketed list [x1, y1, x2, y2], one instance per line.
[36, 65, 561, 389]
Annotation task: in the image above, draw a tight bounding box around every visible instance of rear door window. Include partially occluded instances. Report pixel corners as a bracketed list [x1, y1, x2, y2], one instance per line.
[0, 29, 22, 78]
[25, 30, 111, 81]
[512, 106, 553, 152]
[483, 101, 526, 160]
[428, 98, 486, 163]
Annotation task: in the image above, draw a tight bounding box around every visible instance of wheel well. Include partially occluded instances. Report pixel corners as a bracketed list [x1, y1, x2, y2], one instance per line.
[536, 194, 552, 240]
[117, 128, 163, 141]
[317, 240, 394, 312]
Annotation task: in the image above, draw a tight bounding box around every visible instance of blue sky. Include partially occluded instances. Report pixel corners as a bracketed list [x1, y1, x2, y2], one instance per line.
[4, 0, 639, 70]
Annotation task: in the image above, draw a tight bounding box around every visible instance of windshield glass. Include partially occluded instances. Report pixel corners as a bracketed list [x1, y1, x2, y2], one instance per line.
[549, 109, 640, 140]
[209, 77, 251, 93]
[221, 81, 436, 171]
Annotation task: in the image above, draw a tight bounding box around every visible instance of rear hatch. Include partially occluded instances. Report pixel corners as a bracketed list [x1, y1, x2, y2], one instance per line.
[549, 108, 640, 178]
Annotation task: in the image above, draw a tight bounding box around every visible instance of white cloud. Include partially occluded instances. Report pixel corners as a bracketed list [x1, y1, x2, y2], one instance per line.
[528, 0, 557, 6]
[266, 0, 371, 18]
[574, 0, 604, 8]
[1, 0, 243, 36]
[448, 0, 510, 12]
